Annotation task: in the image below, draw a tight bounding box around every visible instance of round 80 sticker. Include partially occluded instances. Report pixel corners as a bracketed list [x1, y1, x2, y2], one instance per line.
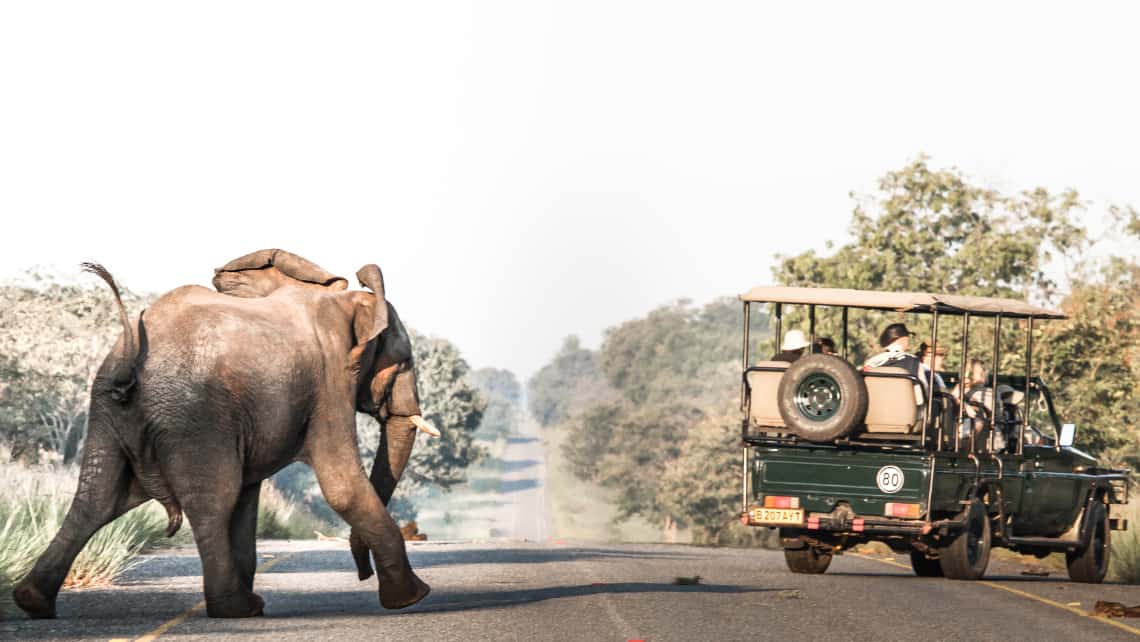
[876, 466, 904, 494]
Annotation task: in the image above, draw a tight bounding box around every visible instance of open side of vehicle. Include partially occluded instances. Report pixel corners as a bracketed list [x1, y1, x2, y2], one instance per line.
[737, 286, 1130, 582]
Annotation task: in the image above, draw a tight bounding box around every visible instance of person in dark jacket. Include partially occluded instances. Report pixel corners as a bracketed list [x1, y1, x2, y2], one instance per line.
[772, 329, 810, 363]
[863, 323, 922, 377]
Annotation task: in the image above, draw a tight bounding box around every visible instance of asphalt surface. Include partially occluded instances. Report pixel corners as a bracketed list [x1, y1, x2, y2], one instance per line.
[6, 421, 1138, 641]
[4, 539, 1139, 642]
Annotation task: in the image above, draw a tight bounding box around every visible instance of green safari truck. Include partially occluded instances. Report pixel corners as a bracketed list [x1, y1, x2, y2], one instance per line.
[737, 286, 1130, 582]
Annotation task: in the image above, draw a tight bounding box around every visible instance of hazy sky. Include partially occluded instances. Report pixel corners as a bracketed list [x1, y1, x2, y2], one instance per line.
[2, 2, 1138, 378]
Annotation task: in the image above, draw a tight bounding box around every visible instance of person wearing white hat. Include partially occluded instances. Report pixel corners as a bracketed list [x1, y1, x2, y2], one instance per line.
[772, 329, 810, 363]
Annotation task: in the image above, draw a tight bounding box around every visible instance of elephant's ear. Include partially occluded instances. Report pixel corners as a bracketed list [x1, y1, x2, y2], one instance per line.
[354, 264, 389, 344]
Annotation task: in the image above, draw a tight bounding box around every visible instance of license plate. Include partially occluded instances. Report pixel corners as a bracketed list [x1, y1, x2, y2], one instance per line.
[749, 507, 804, 526]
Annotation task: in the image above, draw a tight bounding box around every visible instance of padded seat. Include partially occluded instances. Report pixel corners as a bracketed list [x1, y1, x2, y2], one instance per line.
[747, 361, 790, 429]
[864, 366, 922, 433]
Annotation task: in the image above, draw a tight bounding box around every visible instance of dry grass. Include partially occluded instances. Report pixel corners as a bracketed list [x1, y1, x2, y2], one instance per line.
[1110, 503, 1139, 584]
[0, 463, 169, 619]
[257, 482, 328, 540]
[0, 461, 328, 620]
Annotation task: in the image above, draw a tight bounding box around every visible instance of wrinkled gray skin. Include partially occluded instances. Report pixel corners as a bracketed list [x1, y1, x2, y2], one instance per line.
[13, 254, 429, 619]
[210, 249, 421, 582]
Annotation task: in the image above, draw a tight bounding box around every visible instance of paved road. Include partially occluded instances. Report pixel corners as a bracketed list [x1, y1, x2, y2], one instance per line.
[414, 417, 549, 542]
[4, 540, 1139, 641]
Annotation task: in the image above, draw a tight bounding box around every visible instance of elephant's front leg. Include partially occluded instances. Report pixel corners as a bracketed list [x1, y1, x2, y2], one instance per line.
[164, 447, 264, 618]
[309, 418, 429, 610]
[351, 415, 418, 581]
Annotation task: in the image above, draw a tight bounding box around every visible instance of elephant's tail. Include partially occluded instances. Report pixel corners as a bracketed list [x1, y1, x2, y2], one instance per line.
[81, 262, 139, 403]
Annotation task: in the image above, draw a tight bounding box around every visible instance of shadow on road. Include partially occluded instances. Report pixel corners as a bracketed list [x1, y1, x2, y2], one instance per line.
[498, 458, 540, 473]
[283, 581, 780, 618]
[497, 478, 539, 494]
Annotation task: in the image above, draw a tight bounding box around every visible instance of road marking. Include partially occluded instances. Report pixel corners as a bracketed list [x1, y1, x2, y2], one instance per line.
[126, 551, 300, 642]
[978, 581, 1140, 637]
[852, 553, 1140, 637]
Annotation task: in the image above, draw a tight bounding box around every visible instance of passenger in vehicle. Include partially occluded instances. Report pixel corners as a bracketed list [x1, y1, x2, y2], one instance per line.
[917, 342, 959, 439]
[864, 323, 922, 377]
[916, 342, 947, 391]
[864, 323, 926, 407]
[953, 359, 993, 446]
[813, 336, 836, 355]
[772, 329, 810, 362]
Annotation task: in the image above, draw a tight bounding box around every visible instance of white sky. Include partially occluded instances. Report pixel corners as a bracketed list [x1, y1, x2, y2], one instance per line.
[2, 2, 1139, 378]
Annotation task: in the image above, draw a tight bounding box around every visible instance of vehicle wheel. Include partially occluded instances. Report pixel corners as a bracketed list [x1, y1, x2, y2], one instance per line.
[1066, 501, 1109, 583]
[784, 546, 832, 574]
[939, 498, 991, 580]
[909, 550, 944, 577]
[777, 354, 868, 442]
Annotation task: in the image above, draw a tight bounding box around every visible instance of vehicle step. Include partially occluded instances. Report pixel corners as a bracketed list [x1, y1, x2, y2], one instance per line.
[1005, 536, 1081, 550]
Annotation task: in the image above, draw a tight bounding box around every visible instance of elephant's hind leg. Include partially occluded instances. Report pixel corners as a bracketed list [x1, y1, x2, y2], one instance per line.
[14, 424, 149, 618]
[164, 445, 263, 618]
[230, 482, 261, 593]
[308, 436, 429, 610]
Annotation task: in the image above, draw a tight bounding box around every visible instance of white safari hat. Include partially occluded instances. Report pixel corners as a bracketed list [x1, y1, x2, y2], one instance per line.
[781, 329, 810, 351]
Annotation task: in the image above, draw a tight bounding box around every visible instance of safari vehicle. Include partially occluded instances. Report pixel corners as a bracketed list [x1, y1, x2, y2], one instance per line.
[737, 286, 1130, 582]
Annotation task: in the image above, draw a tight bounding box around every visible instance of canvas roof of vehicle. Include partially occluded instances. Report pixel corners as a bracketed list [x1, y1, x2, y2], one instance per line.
[738, 286, 1065, 319]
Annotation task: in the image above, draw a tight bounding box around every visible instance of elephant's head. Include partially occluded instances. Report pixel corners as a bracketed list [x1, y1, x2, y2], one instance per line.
[212, 249, 437, 437]
[350, 265, 437, 436]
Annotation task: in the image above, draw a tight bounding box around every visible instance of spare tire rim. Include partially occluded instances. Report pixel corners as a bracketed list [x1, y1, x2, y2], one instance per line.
[794, 373, 842, 421]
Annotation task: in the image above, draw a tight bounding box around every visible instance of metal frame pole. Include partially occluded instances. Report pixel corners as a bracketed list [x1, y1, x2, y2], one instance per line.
[808, 305, 816, 352]
[741, 301, 752, 515]
[741, 302, 751, 413]
[774, 303, 783, 356]
[1021, 317, 1033, 455]
[926, 309, 940, 448]
[989, 314, 1003, 453]
[957, 313, 970, 453]
[841, 307, 849, 359]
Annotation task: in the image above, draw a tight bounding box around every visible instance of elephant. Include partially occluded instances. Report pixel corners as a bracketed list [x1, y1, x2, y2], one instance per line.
[210, 249, 438, 581]
[13, 250, 435, 619]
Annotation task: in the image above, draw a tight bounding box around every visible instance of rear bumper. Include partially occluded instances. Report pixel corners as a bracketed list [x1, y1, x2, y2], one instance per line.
[743, 505, 966, 537]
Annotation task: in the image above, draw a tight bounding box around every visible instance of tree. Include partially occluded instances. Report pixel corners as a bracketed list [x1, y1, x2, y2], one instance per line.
[557, 298, 746, 537]
[774, 157, 1088, 364]
[468, 368, 522, 438]
[0, 270, 150, 463]
[1034, 208, 1140, 466]
[527, 336, 613, 427]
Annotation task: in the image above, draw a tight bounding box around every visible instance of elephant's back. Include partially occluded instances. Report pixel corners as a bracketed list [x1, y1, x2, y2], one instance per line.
[137, 288, 321, 403]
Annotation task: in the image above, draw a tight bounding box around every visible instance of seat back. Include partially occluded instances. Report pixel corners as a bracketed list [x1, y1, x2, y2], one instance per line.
[864, 366, 920, 433]
[747, 361, 790, 429]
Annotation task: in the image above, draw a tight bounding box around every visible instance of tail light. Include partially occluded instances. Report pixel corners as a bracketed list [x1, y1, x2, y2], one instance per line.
[762, 496, 800, 509]
[885, 502, 922, 519]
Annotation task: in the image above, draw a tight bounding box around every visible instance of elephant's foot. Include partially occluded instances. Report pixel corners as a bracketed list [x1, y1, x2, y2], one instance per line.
[378, 573, 430, 610]
[349, 531, 374, 581]
[205, 591, 265, 618]
[13, 580, 57, 619]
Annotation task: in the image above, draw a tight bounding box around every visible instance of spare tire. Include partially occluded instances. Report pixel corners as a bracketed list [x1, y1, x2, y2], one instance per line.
[777, 354, 868, 442]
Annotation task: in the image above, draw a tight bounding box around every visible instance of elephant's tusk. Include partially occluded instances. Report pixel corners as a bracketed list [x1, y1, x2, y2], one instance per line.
[410, 415, 441, 437]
